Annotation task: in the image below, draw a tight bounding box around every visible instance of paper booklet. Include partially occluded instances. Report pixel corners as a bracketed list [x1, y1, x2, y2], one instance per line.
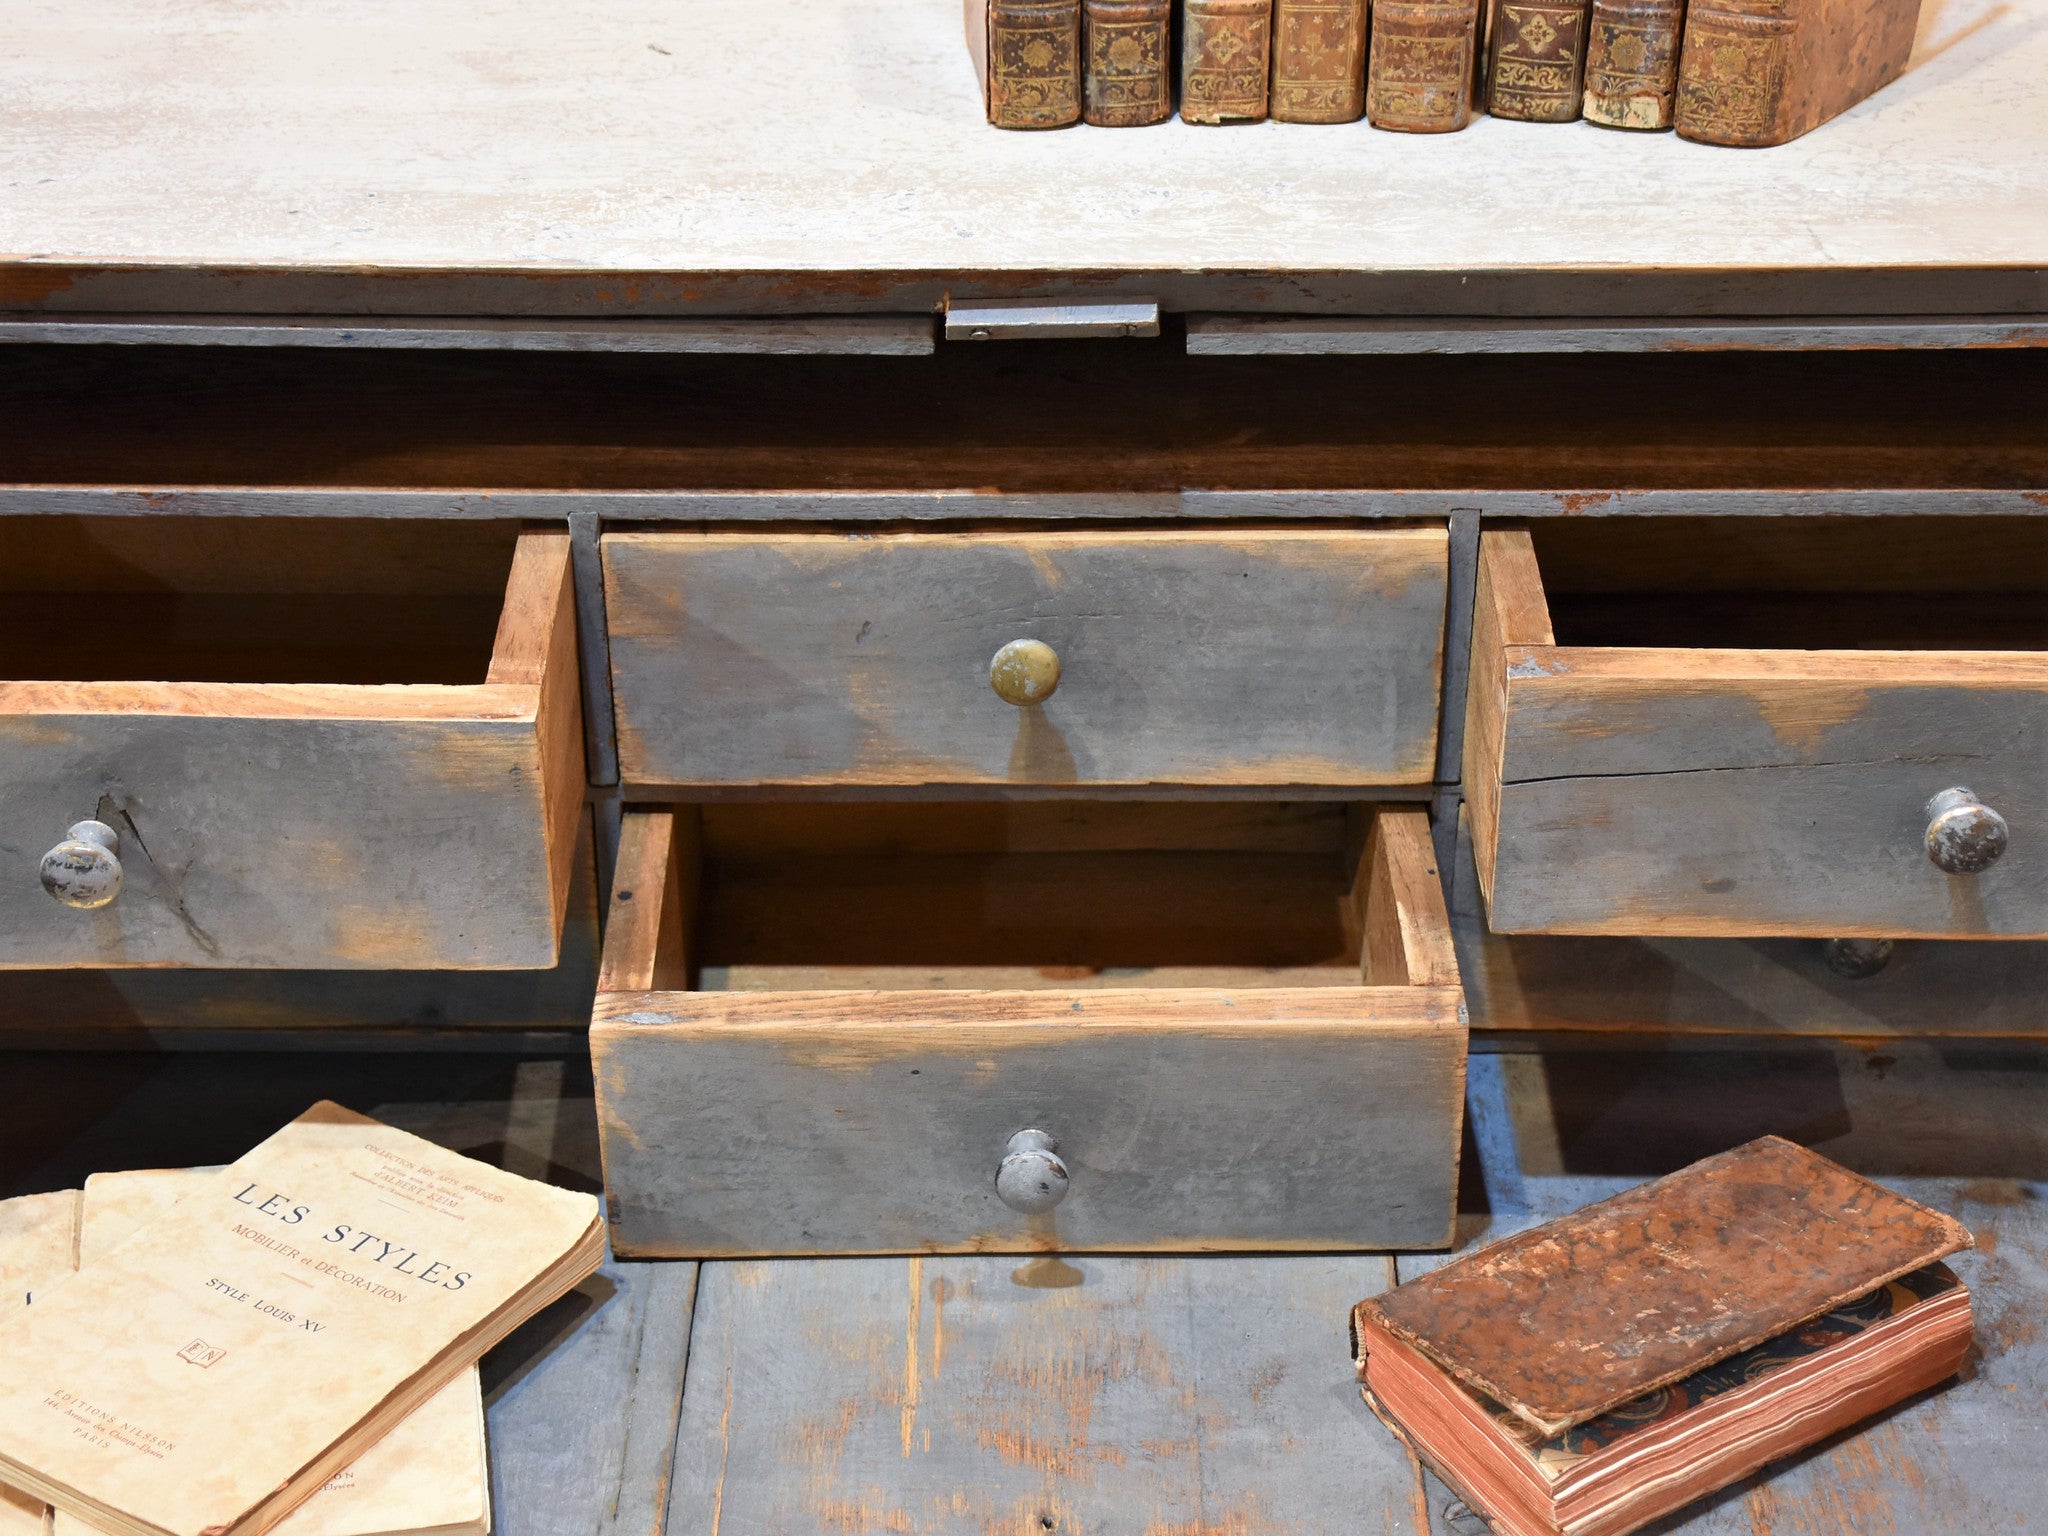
[2, 1189, 81, 1536]
[0, 1104, 603, 1536]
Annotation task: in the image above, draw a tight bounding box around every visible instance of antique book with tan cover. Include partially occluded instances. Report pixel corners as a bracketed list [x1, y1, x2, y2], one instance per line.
[1673, 0, 1921, 145]
[1, 1190, 81, 1536]
[965, 0, 1085, 128]
[1352, 1138, 1975, 1536]
[47, 1169, 489, 1536]
[1182, 0, 1275, 122]
[1272, 0, 1369, 122]
[1486, 0, 1594, 119]
[1582, 0, 1687, 126]
[0, 1104, 603, 1536]
[1367, 0, 1484, 130]
[1082, 0, 1173, 125]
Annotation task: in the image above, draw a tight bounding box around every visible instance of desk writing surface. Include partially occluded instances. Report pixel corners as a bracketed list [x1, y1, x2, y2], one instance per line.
[0, 0, 2044, 315]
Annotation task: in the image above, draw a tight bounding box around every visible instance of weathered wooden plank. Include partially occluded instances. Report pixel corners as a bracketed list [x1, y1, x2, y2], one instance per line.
[598, 810, 697, 995]
[0, 531, 583, 969]
[1363, 805, 1462, 988]
[604, 528, 1448, 788]
[593, 986, 1465, 1255]
[1188, 314, 2048, 354]
[665, 1253, 1423, 1536]
[1452, 810, 2048, 1039]
[1461, 530, 1553, 906]
[0, 315, 935, 355]
[701, 800, 1354, 857]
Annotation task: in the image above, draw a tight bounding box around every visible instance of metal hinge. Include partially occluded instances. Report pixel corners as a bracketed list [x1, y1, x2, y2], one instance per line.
[944, 298, 1161, 341]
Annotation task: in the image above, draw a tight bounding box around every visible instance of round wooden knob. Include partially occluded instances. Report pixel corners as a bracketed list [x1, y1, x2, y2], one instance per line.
[1824, 938, 1894, 980]
[40, 820, 123, 910]
[1925, 788, 2008, 876]
[995, 1129, 1069, 1215]
[989, 639, 1061, 707]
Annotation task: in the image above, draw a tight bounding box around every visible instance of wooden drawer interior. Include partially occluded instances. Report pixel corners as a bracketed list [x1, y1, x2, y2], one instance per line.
[591, 799, 1466, 1256]
[0, 517, 522, 685]
[1466, 518, 2048, 941]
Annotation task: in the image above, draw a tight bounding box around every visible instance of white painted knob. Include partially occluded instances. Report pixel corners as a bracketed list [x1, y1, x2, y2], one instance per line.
[989, 640, 1061, 706]
[40, 821, 123, 910]
[995, 1129, 1069, 1215]
[1925, 788, 2008, 876]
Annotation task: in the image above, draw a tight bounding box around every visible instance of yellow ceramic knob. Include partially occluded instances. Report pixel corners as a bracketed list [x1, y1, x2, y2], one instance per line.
[989, 639, 1061, 706]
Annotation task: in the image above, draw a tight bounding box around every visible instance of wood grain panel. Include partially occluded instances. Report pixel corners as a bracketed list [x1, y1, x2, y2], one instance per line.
[0, 530, 585, 969]
[604, 528, 1448, 788]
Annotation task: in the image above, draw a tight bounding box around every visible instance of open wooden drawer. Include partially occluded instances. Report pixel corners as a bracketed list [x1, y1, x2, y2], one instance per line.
[602, 527, 1449, 789]
[592, 801, 1467, 1256]
[1466, 518, 2048, 939]
[0, 518, 583, 969]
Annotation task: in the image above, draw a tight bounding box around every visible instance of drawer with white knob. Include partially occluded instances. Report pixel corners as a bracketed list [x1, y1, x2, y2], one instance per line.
[590, 800, 1467, 1256]
[0, 517, 584, 969]
[600, 527, 1449, 788]
[1466, 517, 2048, 939]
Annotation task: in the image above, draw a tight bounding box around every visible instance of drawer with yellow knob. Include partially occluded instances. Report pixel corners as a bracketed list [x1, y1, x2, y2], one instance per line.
[601, 527, 1449, 789]
[0, 516, 584, 969]
[591, 800, 1467, 1256]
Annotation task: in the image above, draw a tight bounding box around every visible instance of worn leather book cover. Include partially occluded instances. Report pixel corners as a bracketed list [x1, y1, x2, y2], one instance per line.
[1272, 0, 1369, 122]
[1083, 0, 1173, 125]
[49, 1169, 489, 1536]
[1486, 0, 1594, 119]
[1673, 0, 1920, 145]
[967, 0, 1084, 128]
[1183, 0, 1275, 122]
[0, 1103, 602, 1536]
[1352, 1136, 1973, 1438]
[1367, 0, 1484, 130]
[1, 1190, 80, 1536]
[1583, 0, 1686, 126]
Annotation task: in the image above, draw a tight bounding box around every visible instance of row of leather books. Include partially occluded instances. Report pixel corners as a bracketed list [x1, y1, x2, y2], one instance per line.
[964, 0, 1921, 144]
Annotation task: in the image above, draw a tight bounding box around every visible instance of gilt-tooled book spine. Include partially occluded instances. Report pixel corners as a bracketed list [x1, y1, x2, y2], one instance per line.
[1271, 0, 1369, 123]
[1083, 0, 1173, 125]
[1673, 0, 1920, 144]
[1486, 0, 1593, 120]
[1366, 0, 1483, 130]
[1182, 0, 1275, 123]
[989, 0, 1083, 128]
[1583, 0, 1686, 126]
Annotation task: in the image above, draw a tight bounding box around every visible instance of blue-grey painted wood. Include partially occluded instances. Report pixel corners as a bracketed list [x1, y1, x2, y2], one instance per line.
[0, 315, 936, 355]
[486, 1258, 698, 1536]
[1187, 314, 2048, 355]
[664, 1253, 1421, 1536]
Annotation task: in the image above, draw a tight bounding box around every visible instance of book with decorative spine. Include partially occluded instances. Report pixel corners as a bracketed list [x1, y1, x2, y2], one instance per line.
[1271, 0, 1370, 122]
[965, 0, 1084, 128]
[1182, 0, 1275, 122]
[1673, 0, 1921, 145]
[1485, 0, 1594, 119]
[48, 1168, 490, 1536]
[1, 1190, 81, 1536]
[1583, 0, 1687, 126]
[1367, 0, 1484, 130]
[0, 1104, 602, 1536]
[1083, 0, 1174, 125]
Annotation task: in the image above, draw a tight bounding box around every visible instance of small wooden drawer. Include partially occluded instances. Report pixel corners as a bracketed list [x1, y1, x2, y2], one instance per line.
[602, 527, 1448, 788]
[0, 518, 584, 969]
[1466, 519, 2048, 939]
[592, 801, 1467, 1256]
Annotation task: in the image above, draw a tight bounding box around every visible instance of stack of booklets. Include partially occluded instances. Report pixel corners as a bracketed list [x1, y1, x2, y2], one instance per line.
[0, 1104, 604, 1536]
[1352, 1137, 1975, 1536]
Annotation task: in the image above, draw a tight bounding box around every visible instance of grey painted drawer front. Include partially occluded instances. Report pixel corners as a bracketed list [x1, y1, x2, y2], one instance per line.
[602, 527, 1449, 787]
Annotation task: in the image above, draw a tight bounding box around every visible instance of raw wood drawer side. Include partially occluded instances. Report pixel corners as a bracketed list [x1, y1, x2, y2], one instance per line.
[0, 528, 584, 969]
[602, 527, 1449, 788]
[591, 804, 1467, 1256]
[1464, 526, 2048, 939]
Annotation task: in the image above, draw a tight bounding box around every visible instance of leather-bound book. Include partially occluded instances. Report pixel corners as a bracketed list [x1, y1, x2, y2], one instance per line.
[1673, 0, 1921, 145]
[965, 0, 1083, 129]
[1352, 1138, 1975, 1536]
[1485, 0, 1593, 119]
[1083, 0, 1173, 125]
[1583, 0, 1686, 126]
[1272, 0, 1369, 122]
[1366, 0, 1484, 130]
[1182, 0, 1275, 122]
